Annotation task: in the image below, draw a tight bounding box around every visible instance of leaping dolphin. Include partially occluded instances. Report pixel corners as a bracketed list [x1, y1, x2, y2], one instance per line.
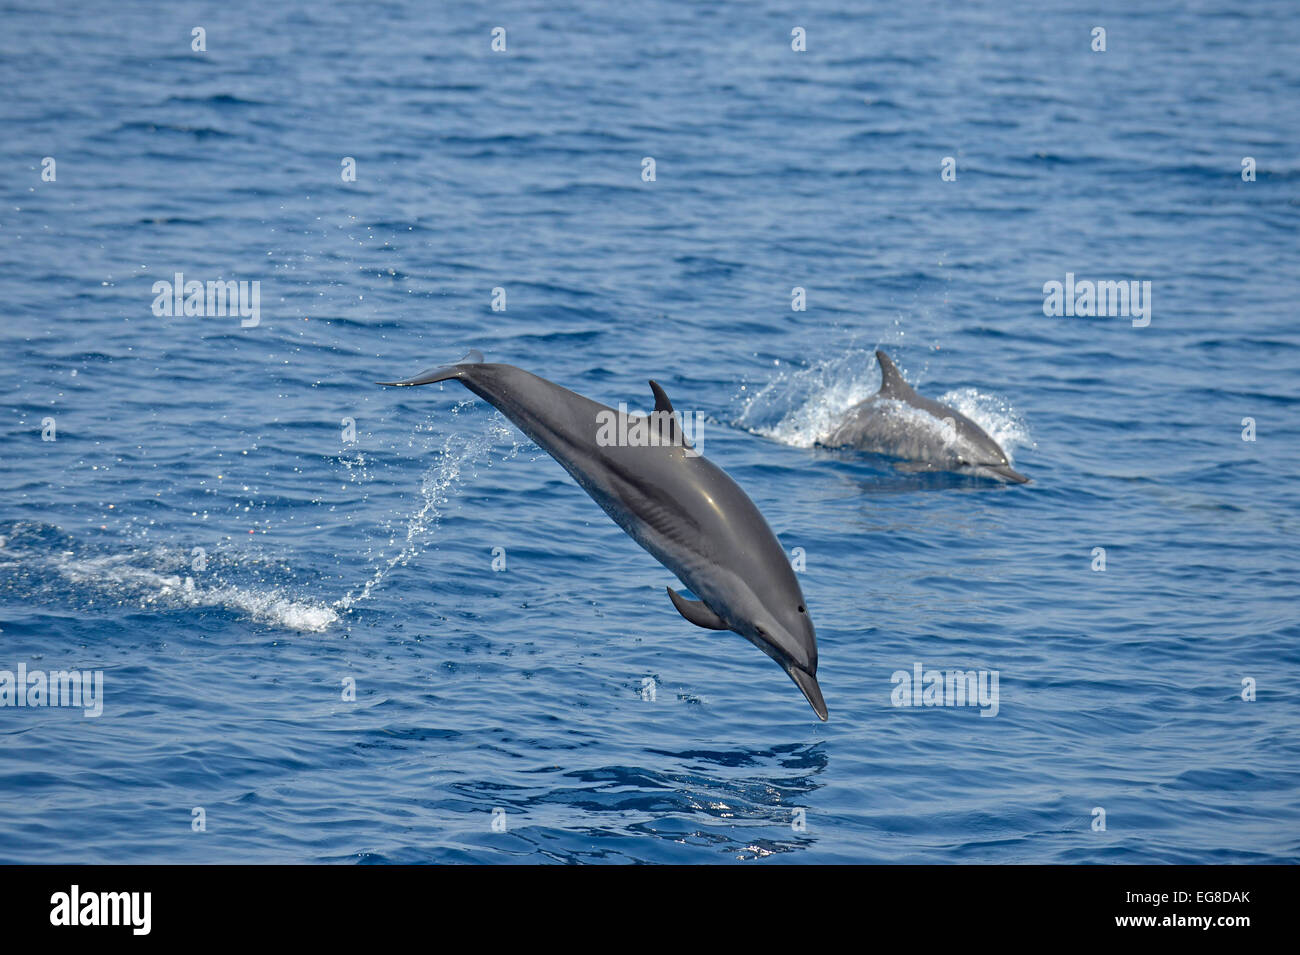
[379, 351, 826, 720]
[820, 350, 1029, 484]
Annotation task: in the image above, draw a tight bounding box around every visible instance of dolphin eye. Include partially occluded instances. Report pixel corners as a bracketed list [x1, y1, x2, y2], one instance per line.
[798, 605, 805, 613]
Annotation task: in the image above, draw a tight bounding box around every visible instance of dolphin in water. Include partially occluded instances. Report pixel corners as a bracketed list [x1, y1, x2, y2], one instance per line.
[380, 351, 826, 720]
[820, 350, 1029, 483]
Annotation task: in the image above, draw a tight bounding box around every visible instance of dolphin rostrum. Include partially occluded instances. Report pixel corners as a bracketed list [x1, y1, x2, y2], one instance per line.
[379, 351, 826, 720]
[821, 350, 1029, 483]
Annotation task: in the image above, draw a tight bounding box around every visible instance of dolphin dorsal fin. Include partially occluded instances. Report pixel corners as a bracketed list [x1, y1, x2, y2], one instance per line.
[648, 380, 691, 449]
[667, 587, 730, 630]
[875, 350, 911, 398]
[649, 379, 675, 416]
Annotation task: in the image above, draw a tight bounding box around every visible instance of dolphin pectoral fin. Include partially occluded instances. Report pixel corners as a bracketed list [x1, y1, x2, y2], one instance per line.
[666, 587, 730, 630]
[786, 665, 829, 721]
[648, 380, 692, 449]
[377, 349, 484, 386]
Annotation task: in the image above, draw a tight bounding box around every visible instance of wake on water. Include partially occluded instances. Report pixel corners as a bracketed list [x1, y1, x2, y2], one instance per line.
[734, 347, 1033, 463]
[0, 413, 523, 634]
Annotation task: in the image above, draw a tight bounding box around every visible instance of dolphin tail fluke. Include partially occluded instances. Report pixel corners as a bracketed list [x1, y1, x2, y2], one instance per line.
[377, 349, 484, 386]
[787, 665, 828, 721]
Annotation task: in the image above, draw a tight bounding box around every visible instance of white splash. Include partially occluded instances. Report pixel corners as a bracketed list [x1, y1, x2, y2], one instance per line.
[335, 417, 520, 610]
[937, 387, 1034, 460]
[51, 552, 340, 633]
[735, 349, 881, 449]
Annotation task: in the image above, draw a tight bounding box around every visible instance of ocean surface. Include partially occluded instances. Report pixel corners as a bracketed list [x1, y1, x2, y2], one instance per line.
[1, 1, 1298, 864]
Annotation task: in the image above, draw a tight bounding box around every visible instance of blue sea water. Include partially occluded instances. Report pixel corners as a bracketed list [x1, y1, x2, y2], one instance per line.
[1, 0, 1298, 864]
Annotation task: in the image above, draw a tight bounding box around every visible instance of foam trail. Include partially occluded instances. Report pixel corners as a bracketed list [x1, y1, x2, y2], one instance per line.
[49, 552, 340, 633]
[0, 417, 524, 632]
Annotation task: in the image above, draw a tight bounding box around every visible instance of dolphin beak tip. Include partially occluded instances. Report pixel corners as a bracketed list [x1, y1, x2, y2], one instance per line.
[787, 665, 829, 721]
[813, 694, 829, 721]
[985, 463, 1029, 484]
